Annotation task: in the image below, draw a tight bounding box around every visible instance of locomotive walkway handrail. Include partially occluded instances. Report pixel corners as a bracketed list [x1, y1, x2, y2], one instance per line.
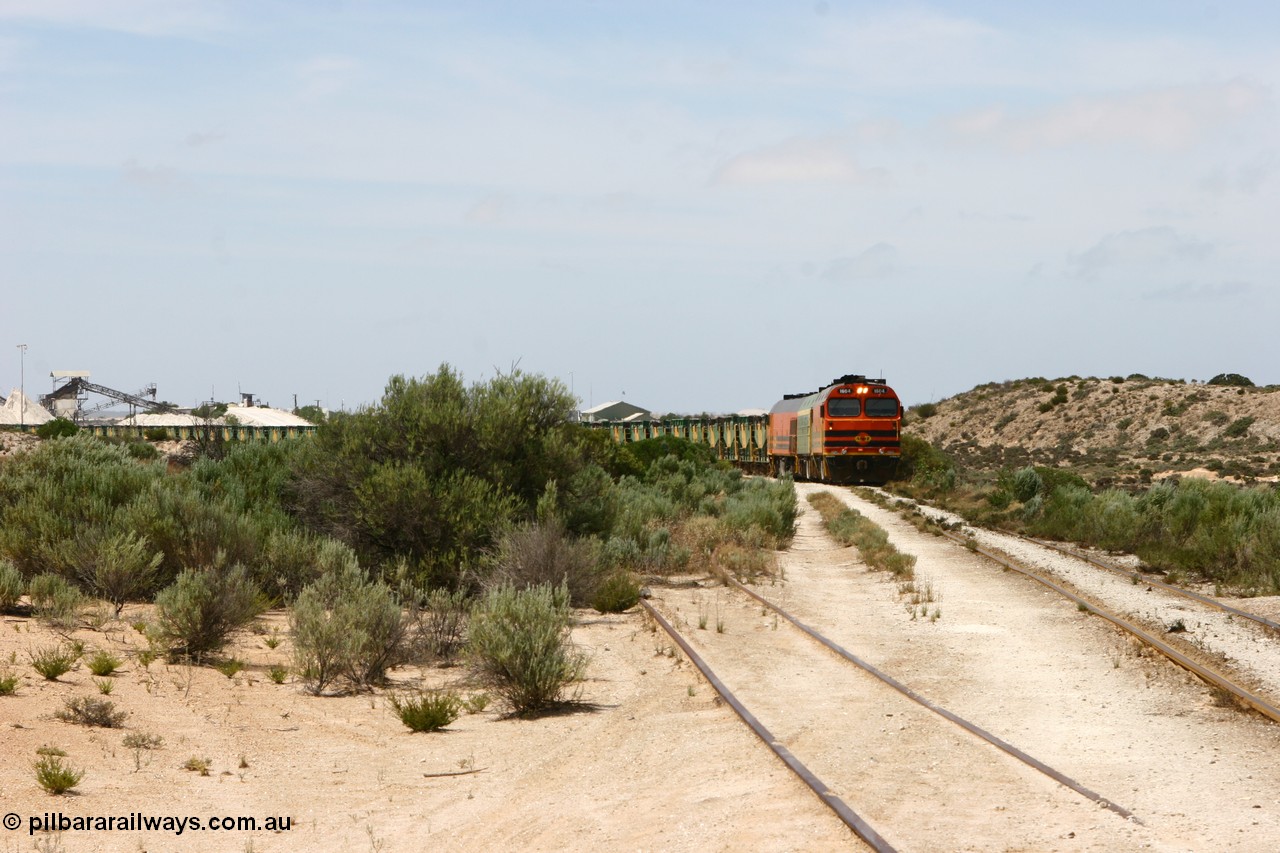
[639, 599, 897, 853]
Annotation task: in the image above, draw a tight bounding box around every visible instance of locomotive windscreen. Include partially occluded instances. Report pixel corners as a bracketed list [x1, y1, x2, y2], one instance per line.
[865, 398, 899, 417]
[828, 398, 860, 417]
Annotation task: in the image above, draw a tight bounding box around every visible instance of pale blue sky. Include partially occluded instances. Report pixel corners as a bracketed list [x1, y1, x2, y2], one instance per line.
[2, 1, 1276, 412]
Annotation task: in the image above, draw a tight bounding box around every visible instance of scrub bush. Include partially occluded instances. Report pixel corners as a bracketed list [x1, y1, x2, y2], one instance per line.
[389, 690, 461, 732]
[34, 755, 83, 795]
[489, 521, 601, 607]
[0, 559, 23, 610]
[56, 696, 127, 728]
[591, 572, 640, 613]
[28, 574, 83, 628]
[153, 564, 266, 659]
[291, 558, 409, 694]
[468, 582, 586, 715]
[86, 650, 122, 677]
[29, 644, 77, 680]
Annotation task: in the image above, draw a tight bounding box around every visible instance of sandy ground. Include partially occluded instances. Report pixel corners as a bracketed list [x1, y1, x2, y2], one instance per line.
[3, 481, 1280, 852]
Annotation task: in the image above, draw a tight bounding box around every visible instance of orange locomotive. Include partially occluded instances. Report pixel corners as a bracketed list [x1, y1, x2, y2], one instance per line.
[768, 374, 902, 484]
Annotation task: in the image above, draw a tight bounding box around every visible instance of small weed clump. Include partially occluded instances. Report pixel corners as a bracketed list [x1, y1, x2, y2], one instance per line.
[30, 644, 77, 681]
[86, 650, 122, 677]
[215, 658, 245, 678]
[0, 672, 19, 695]
[591, 572, 640, 613]
[268, 665, 289, 684]
[123, 731, 164, 771]
[183, 756, 212, 776]
[34, 755, 84, 795]
[94, 677, 114, 695]
[389, 690, 461, 732]
[56, 696, 128, 728]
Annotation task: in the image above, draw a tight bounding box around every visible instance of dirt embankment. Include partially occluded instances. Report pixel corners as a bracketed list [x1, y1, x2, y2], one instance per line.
[906, 377, 1280, 485]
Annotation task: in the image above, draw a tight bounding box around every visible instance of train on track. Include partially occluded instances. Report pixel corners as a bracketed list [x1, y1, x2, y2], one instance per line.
[590, 374, 903, 485]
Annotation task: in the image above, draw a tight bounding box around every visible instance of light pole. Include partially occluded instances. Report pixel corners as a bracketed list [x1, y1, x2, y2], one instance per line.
[16, 344, 27, 430]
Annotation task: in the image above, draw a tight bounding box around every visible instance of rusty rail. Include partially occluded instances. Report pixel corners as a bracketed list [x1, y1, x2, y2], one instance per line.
[939, 530, 1280, 727]
[727, 578, 1139, 823]
[1024, 537, 1280, 633]
[639, 599, 896, 853]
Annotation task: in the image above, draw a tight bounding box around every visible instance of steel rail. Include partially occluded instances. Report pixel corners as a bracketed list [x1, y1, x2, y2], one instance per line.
[726, 578, 1139, 823]
[937, 530, 1280, 727]
[639, 599, 897, 853]
[1022, 537, 1280, 633]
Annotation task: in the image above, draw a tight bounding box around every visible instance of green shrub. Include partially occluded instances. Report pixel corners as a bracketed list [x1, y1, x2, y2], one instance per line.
[1011, 467, 1044, 503]
[1207, 373, 1253, 387]
[895, 435, 955, 492]
[125, 441, 159, 461]
[30, 644, 77, 680]
[591, 572, 640, 613]
[468, 582, 586, 715]
[56, 696, 127, 727]
[291, 559, 408, 695]
[489, 521, 602, 607]
[153, 564, 266, 659]
[79, 531, 164, 616]
[911, 402, 938, 419]
[0, 560, 23, 611]
[290, 366, 587, 590]
[28, 574, 83, 628]
[143, 427, 171, 441]
[35, 418, 79, 439]
[215, 658, 244, 678]
[1223, 417, 1255, 438]
[34, 755, 84, 794]
[0, 672, 19, 695]
[86, 650, 122, 677]
[420, 587, 469, 661]
[389, 690, 461, 732]
[268, 665, 288, 684]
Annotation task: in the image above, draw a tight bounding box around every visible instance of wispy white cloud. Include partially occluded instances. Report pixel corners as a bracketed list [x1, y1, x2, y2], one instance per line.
[712, 137, 887, 186]
[1068, 227, 1212, 280]
[822, 243, 897, 282]
[183, 130, 225, 148]
[120, 158, 176, 191]
[1199, 152, 1276, 195]
[946, 79, 1270, 150]
[465, 196, 505, 225]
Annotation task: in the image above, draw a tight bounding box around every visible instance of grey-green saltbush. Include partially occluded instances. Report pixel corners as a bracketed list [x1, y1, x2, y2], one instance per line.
[0, 560, 23, 611]
[468, 582, 586, 715]
[291, 558, 408, 695]
[28, 574, 83, 628]
[79, 531, 163, 616]
[153, 565, 266, 659]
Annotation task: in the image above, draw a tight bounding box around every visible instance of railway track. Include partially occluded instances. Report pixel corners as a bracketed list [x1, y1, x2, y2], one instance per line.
[1022, 537, 1280, 633]
[934, 528, 1280, 725]
[639, 549, 1143, 849]
[862, 488, 1280, 725]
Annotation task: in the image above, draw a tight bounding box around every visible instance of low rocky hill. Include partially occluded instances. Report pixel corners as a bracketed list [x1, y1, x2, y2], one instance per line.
[905, 375, 1280, 487]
